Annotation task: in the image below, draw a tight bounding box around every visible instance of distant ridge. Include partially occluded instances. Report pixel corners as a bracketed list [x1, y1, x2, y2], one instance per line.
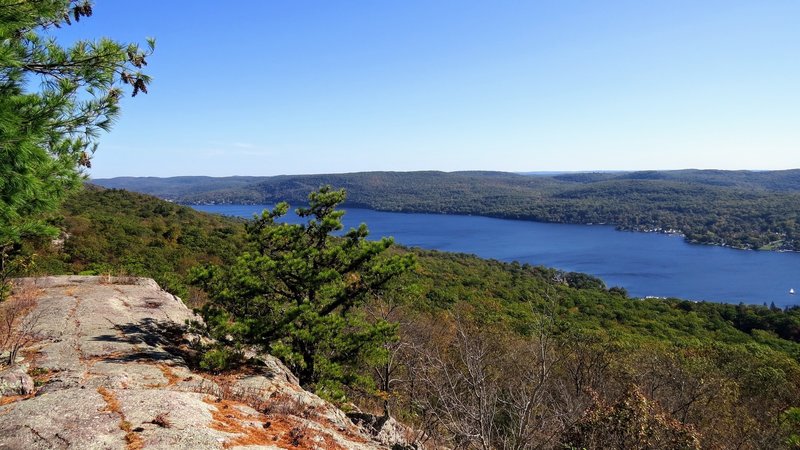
[93, 169, 800, 251]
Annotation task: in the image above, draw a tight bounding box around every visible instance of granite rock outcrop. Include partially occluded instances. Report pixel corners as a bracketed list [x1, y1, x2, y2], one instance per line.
[0, 276, 414, 450]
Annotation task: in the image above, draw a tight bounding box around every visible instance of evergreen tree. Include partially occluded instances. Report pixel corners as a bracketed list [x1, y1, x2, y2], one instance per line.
[191, 186, 415, 399]
[0, 0, 153, 297]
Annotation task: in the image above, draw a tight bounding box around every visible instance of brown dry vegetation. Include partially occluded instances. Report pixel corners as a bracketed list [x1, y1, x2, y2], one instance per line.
[28, 366, 58, 388]
[358, 305, 799, 449]
[156, 364, 180, 387]
[193, 370, 369, 449]
[0, 394, 30, 406]
[97, 386, 144, 450]
[205, 396, 349, 450]
[0, 285, 43, 366]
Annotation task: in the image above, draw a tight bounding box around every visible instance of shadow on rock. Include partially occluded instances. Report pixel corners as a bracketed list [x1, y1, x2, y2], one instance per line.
[91, 318, 201, 367]
[92, 318, 281, 379]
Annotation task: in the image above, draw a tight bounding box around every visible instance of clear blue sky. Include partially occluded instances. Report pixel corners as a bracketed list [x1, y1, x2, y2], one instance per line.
[54, 1, 800, 177]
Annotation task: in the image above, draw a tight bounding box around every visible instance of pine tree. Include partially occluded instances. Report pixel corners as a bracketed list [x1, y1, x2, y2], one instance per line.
[0, 0, 153, 296]
[191, 186, 415, 400]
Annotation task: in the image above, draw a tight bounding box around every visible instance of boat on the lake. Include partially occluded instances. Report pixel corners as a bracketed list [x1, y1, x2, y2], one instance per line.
[791, 288, 796, 295]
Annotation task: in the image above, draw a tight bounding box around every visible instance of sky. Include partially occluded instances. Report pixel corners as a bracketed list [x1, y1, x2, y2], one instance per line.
[51, 1, 800, 178]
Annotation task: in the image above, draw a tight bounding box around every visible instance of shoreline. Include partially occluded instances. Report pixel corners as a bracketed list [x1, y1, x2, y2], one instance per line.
[187, 201, 797, 254]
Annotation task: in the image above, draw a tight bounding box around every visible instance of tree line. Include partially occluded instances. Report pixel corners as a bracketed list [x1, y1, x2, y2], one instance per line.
[96, 170, 800, 251]
[5, 5, 800, 448]
[22, 185, 800, 449]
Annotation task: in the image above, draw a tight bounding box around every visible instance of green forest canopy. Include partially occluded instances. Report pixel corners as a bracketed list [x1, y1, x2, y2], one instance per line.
[94, 169, 800, 251]
[28, 185, 800, 448]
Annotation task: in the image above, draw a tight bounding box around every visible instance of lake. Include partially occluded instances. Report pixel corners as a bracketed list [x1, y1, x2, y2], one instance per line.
[193, 204, 800, 307]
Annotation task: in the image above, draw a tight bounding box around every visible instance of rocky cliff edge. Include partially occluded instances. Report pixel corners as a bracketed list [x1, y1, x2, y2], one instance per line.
[0, 276, 413, 450]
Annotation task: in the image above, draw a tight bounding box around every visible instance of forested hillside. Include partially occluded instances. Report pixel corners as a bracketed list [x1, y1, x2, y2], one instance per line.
[93, 175, 271, 200]
[8, 2, 800, 448]
[30, 186, 247, 300]
[24, 186, 800, 448]
[94, 170, 800, 251]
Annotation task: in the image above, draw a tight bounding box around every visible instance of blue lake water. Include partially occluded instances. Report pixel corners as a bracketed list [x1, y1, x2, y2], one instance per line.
[193, 204, 800, 307]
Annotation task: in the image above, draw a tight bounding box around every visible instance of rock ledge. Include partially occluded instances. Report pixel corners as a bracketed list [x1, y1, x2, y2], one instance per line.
[0, 276, 396, 450]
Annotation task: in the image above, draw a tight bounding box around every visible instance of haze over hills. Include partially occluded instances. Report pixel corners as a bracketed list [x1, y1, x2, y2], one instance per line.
[94, 169, 800, 251]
